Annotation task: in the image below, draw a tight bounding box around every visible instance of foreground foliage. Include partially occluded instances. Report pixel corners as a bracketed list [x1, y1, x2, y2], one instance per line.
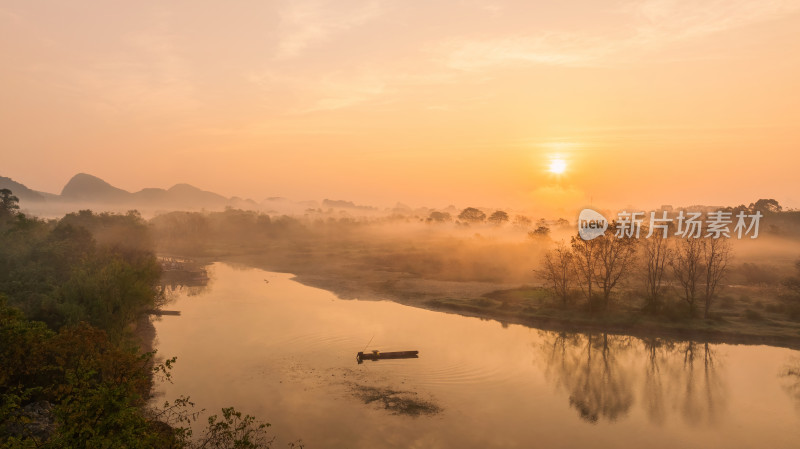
[1, 195, 276, 448]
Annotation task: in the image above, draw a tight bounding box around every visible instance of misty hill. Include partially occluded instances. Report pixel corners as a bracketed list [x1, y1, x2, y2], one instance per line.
[1, 172, 255, 213]
[61, 173, 130, 202]
[136, 183, 229, 209]
[322, 199, 376, 211]
[0, 176, 49, 202]
[2, 173, 379, 216]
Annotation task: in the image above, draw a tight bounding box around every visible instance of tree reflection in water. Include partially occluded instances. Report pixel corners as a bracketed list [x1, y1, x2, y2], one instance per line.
[641, 337, 674, 425]
[538, 331, 727, 426]
[679, 341, 727, 426]
[780, 356, 800, 412]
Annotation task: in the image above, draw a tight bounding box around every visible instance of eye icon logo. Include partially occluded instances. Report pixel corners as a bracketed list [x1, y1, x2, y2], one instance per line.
[578, 209, 608, 240]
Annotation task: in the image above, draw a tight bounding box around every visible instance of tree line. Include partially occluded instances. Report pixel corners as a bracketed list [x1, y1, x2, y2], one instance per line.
[538, 227, 733, 319]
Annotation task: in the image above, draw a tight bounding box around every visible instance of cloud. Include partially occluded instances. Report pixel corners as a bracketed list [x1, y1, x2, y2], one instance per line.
[245, 59, 466, 115]
[626, 0, 800, 42]
[274, 0, 386, 59]
[21, 7, 205, 124]
[440, 33, 613, 70]
[249, 0, 800, 116]
[439, 0, 800, 70]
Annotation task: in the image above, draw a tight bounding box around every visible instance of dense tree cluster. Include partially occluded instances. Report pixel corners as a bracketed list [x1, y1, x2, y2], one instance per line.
[0, 304, 175, 447]
[0, 192, 274, 448]
[457, 207, 486, 223]
[0, 195, 172, 446]
[0, 208, 161, 339]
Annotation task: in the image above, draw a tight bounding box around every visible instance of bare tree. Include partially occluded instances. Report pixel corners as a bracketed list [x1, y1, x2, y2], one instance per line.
[642, 236, 672, 312]
[594, 233, 638, 309]
[538, 241, 574, 306]
[571, 235, 599, 309]
[700, 238, 732, 319]
[670, 237, 704, 316]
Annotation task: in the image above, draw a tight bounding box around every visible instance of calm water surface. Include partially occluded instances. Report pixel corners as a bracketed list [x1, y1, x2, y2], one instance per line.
[152, 263, 800, 448]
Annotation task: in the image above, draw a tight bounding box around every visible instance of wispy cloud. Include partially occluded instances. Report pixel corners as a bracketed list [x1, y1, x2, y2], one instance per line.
[440, 33, 613, 70]
[626, 0, 800, 42]
[439, 0, 800, 70]
[274, 0, 386, 59]
[48, 8, 201, 120]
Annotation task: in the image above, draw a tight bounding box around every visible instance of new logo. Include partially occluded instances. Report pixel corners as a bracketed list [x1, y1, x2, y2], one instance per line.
[578, 208, 608, 240]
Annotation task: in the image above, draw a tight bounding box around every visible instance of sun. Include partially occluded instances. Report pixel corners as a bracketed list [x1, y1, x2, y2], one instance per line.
[549, 158, 567, 175]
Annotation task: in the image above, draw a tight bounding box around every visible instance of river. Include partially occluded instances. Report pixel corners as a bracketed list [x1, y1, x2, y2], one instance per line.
[152, 262, 800, 448]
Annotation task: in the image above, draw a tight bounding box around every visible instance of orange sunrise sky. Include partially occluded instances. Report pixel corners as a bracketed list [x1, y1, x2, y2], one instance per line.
[2, 0, 799, 211]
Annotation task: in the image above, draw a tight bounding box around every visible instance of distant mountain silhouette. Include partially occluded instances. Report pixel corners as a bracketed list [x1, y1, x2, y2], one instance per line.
[132, 187, 169, 202]
[1, 172, 255, 212]
[61, 173, 131, 202]
[147, 183, 228, 209]
[0, 176, 48, 202]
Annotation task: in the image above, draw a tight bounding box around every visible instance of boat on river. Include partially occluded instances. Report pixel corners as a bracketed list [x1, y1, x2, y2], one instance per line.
[357, 350, 419, 363]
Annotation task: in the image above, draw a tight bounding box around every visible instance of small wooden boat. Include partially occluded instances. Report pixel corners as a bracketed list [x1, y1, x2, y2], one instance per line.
[147, 309, 181, 316]
[357, 350, 419, 362]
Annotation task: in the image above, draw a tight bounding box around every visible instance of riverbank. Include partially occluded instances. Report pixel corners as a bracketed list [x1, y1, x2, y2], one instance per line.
[426, 289, 800, 350]
[208, 253, 800, 350]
